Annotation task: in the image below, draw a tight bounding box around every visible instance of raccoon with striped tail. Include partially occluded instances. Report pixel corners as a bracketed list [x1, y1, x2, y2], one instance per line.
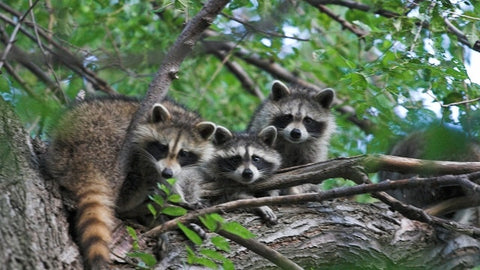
[44, 96, 216, 270]
[248, 81, 336, 195]
[205, 125, 282, 224]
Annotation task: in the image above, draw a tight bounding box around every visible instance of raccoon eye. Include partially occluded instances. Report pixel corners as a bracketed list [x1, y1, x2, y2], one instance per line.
[251, 155, 261, 162]
[272, 114, 293, 128]
[304, 117, 313, 124]
[146, 142, 168, 160]
[178, 149, 199, 166]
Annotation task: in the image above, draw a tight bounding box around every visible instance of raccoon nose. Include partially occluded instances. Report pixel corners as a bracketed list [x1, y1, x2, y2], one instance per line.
[242, 168, 253, 179]
[161, 168, 174, 178]
[290, 129, 302, 139]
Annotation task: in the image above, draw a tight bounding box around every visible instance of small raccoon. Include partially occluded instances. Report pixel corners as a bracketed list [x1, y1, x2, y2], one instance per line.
[248, 81, 336, 194]
[379, 125, 480, 215]
[45, 96, 216, 270]
[206, 125, 282, 224]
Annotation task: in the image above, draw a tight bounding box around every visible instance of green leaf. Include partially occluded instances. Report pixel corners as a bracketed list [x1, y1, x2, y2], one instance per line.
[199, 215, 219, 232]
[166, 178, 177, 186]
[149, 194, 164, 207]
[126, 226, 138, 240]
[223, 259, 235, 270]
[158, 183, 171, 196]
[126, 252, 157, 267]
[167, 194, 182, 203]
[186, 246, 217, 269]
[178, 223, 203, 245]
[200, 248, 228, 262]
[221, 222, 256, 239]
[161, 206, 187, 217]
[210, 236, 230, 252]
[147, 203, 157, 217]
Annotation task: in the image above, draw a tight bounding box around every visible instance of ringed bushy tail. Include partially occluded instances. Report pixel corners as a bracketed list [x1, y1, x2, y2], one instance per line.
[75, 174, 114, 270]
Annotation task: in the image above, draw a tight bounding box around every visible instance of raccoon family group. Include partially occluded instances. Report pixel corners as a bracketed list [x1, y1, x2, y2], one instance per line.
[44, 81, 336, 269]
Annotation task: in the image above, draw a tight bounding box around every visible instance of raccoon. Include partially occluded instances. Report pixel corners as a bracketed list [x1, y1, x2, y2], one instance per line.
[248, 80, 336, 194]
[45, 96, 216, 270]
[205, 125, 282, 224]
[379, 125, 480, 216]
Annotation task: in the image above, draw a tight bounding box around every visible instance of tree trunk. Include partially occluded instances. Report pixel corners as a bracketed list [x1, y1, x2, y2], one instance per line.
[1, 96, 479, 269]
[0, 97, 82, 269]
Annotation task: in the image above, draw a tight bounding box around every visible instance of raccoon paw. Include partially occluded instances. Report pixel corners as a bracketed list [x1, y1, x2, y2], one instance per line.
[256, 206, 277, 225]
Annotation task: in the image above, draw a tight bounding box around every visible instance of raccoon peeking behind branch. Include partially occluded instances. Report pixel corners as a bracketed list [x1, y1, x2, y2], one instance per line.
[378, 125, 480, 220]
[248, 80, 336, 195]
[44, 96, 216, 270]
[204, 125, 282, 224]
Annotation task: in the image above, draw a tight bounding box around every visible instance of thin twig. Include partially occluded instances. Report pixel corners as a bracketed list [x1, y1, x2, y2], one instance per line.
[306, 0, 400, 18]
[28, 0, 65, 102]
[217, 229, 303, 270]
[0, 0, 40, 72]
[220, 12, 310, 41]
[0, 5, 117, 94]
[310, 3, 368, 38]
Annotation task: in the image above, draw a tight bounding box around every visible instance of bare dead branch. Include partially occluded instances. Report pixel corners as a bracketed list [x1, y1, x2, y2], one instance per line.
[2, 61, 41, 101]
[146, 167, 480, 238]
[307, 2, 369, 38]
[202, 38, 374, 132]
[220, 12, 310, 42]
[0, 4, 117, 94]
[373, 191, 480, 239]
[0, 0, 40, 71]
[444, 17, 480, 52]
[217, 229, 304, 270]
[204, 41, 265, 99]
[305, 0, 400, 18]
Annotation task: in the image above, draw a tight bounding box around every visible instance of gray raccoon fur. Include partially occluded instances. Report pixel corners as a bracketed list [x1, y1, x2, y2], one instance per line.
[248, 80, 336, 195]
[44, 96, 216, 269]
[204, 125, 282, 224]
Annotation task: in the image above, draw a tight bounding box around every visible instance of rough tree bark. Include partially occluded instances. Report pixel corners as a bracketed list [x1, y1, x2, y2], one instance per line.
[2, 97, 480, 269]
[0, 97, 82, 269]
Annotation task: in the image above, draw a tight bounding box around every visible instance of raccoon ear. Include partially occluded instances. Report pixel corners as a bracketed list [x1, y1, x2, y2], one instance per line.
[150, 103, 171, 123]
[258, 126, 277, 147]
[271, 81, 290, 101]
[214, 125, 233, 145]
[195, 121, 216, 140]
[315, 88, 335, 108]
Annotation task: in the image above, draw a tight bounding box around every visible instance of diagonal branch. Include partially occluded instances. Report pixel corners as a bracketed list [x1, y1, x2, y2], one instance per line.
[0, 3, 117, 94]
[202, 37, 374, 133]
[145, 169, 480, 238]
[307, 2, 369, 38]
[0, 0, 40, 71]
[217, 229, 303, 270]
[305, 0, 400, 18]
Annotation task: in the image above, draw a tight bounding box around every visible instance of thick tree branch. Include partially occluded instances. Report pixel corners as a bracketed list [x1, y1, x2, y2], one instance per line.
[146, 169, 480, 237]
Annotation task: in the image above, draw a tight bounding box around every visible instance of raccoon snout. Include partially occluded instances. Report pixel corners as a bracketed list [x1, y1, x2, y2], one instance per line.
[242, 168, 254, 179]
[290, 128, 302, 139]
[162, 168, 174, 178]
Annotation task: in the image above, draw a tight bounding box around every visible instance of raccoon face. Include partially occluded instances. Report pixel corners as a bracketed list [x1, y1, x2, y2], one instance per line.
[269, 81, 334, 144]
[213, 126, 281, 185]
[136, 103, 216, 179]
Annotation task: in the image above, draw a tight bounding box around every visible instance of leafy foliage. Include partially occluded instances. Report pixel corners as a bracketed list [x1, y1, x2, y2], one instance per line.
[2, 0, 479, 156]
